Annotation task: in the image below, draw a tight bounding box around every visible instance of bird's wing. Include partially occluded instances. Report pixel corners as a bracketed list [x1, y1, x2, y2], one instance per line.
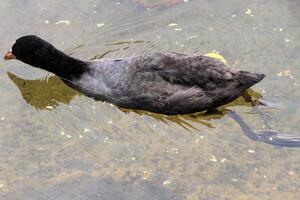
[133, 52, 236, 89]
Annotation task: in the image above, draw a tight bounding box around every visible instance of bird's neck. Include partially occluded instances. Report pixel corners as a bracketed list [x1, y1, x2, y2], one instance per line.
[32, 48, 89, 79]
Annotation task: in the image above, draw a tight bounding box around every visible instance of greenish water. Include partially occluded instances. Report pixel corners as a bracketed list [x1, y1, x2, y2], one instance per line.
[0, 0, 299, 199]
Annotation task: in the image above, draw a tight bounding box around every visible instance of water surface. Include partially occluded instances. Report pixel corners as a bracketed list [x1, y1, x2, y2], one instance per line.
[0, 0, 299, 199]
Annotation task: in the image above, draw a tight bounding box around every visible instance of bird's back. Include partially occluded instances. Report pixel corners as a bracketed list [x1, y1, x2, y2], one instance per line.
[69, 53, 265, 114]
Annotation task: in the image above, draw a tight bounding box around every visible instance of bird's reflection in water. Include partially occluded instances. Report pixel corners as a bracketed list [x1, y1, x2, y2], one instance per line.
[7, 72, 80, 110]
[7, 71, 261, 129]
[9, 71, 300, 147]
[124, 91, 260, 131]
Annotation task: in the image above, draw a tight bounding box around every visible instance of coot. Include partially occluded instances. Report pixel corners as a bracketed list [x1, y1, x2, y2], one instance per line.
[4, 35, 265, 115]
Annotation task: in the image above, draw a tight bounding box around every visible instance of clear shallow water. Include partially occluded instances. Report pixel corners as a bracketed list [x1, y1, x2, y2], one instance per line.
[0, 0, 299, 199]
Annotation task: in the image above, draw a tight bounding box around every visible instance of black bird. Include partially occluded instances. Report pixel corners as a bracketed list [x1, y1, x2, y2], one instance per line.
[4, 35, 265, 115]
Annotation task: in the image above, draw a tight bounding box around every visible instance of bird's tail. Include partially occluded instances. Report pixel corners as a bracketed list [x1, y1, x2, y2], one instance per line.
[236, 71, 265, 87]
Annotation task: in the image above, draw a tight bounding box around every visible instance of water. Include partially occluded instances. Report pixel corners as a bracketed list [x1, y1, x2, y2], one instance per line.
[0, 0, 299, 199]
